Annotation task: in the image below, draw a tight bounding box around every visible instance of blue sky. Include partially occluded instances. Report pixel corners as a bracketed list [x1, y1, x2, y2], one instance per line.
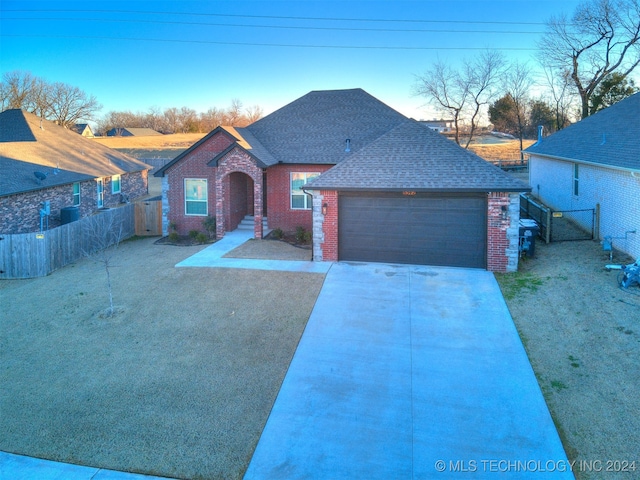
[1, 0, 583, 121]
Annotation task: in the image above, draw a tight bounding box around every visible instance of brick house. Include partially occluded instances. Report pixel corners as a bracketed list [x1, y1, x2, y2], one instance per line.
[0, 109, 150, 234]
[525, 93, 639, 259]
[155, 89, 530, 272]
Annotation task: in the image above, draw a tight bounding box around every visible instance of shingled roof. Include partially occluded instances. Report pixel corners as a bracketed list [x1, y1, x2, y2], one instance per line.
[0, 109, 149, 197]
[244, 88, 408, 165]
[305, 119, 530, 192]
[525, 93, 639, 171]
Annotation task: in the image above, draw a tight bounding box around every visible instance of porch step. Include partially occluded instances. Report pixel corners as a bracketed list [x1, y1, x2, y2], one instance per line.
[236, 216, 271, 237]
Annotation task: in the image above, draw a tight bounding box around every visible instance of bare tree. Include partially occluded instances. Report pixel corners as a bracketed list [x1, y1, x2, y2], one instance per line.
[504, 61, 534, 159]
[540, 64, 576, 131]
[225, 98, 244, 126]
[1, 70, 36, 110]
[244, 104, 264, 124]
[1, 71, 102, 126]
[199, 107, 225, 131]
[414, 50, 505, 147]
[82, 212, 125, 317]
[538, 0, 640, 119]
[48, 81, 102, 128]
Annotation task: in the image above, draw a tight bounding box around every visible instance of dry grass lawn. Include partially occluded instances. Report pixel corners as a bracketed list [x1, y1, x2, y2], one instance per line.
[468, 139, 536, 162]
[92, 133, 206, 150]
[0, 237, 325, 479]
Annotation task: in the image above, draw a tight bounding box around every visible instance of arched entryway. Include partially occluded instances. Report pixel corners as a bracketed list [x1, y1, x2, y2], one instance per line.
[215, 149, 264, 239]
[225, 171, 254, 231]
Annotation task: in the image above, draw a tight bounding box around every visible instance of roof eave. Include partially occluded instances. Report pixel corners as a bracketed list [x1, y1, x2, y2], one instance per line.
[527, 151, 640, 173]
[304, 186, 531, 193]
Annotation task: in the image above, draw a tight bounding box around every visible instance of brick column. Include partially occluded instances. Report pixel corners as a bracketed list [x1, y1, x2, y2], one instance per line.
[487, 192, 520, 272]
[318, 190, 338, 262]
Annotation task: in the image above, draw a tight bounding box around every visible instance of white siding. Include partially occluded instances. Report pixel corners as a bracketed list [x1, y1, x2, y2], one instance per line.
[530, 154, 640, 259]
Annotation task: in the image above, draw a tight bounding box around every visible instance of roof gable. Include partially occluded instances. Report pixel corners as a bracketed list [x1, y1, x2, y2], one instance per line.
[525, 93, 640, 171]
[0, 109, 149, 197]
[305, 120, 530, 192]
[154, 127, 236, 176]
[245, 88, 408, 165]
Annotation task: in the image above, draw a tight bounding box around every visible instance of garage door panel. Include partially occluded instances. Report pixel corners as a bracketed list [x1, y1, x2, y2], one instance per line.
[339, 194, 487, 268]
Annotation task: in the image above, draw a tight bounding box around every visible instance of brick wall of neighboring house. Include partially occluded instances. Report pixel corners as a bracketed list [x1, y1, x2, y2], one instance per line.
[530, 155, 640, 258]
[266, 164, 333, 234]
[487, 192, 520, 273]
[164, 132, 233, 235]
[0, 171, 147, 234]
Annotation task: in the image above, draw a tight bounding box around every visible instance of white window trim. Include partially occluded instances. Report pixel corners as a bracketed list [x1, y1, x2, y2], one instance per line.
[97, 178, 104, 208]
[290, 172, 319, 210]
[184, 178, 208, 216]
[111, 174, 121, 194]
[573, 163, 579, 197]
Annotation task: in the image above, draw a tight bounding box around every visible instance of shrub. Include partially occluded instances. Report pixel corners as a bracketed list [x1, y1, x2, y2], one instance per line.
[272, 228, 284, 239]
[195, 232, 208, 244]
[188, 230, 200, 239]
[296, 226, 311, 244]
[169, 221, 177, 232]
[202, 216, 216, 237]
[168, 232, 179, 242]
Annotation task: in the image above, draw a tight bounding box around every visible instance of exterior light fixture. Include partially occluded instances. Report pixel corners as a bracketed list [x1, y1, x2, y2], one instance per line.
[322, 203, 328, 215]
[345, 139, 351, 152]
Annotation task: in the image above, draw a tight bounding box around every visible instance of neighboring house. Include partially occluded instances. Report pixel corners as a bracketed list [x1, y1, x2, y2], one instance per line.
[0, 109, 150, 234]
[525, 93, 639, 259]
[72, 123, 94, 137]
[106, 127, 163, 137]
[419, 119, 454, 133]
[156, 89, 529, 272]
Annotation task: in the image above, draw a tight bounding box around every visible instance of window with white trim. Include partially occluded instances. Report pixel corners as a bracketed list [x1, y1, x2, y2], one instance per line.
[573, 164, 579, 196]
[111, 174, 121, 194]
[291, 172, 319, 209]
[185, 179, 208, 215]
[97, 178, 104, 208]
[73, 182, 81, 206]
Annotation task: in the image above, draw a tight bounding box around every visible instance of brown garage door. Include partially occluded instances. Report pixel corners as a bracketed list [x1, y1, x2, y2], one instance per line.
[338, 192, 487, 268]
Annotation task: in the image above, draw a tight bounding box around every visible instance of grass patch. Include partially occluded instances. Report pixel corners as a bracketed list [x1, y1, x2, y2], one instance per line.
[551, 380, 568, 392]
[568, 355, 580, 368]
[494, 271, 545, 300]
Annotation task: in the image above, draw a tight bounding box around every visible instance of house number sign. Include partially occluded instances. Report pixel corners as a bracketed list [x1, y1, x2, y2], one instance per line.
[403, 191, 416, 196]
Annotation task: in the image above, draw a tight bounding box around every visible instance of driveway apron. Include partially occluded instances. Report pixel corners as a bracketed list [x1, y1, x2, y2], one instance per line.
[245, 262, 571, 479]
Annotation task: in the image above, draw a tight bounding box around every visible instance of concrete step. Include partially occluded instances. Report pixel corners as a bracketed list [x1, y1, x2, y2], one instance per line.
[236, 216, 270, 237]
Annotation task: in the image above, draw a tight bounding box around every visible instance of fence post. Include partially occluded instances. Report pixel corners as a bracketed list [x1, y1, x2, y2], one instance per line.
[545, 208, 552, 244]
[594, 203, 600, 241]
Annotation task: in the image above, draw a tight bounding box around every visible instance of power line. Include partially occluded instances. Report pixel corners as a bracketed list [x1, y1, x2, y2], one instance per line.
[1, 17, 545, 35]
[2, 8, 551, 26]
[1, 33, 538, 51]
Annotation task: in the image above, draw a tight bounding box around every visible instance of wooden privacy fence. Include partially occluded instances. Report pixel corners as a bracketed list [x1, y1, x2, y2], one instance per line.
[0, 204, 136, 279]
[135, 199, 162, 236]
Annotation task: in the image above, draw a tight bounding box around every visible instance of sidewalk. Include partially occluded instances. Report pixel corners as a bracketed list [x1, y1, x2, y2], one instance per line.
[175, 229, 332, 273]
[0, 451, 177, 480]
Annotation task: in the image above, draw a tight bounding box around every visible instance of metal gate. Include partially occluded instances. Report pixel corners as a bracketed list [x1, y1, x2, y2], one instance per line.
[549, 209, 595, 242]
[520, 194, 596, 243]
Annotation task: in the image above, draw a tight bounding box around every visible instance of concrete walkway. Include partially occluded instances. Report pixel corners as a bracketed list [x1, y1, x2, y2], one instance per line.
[0, 451, 176, 480]
[175, 229, 332, 273]
[245, 262, 571, 479]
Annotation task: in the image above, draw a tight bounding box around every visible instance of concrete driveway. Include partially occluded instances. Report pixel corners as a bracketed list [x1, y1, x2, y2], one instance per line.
[245, 262, 571, 479]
